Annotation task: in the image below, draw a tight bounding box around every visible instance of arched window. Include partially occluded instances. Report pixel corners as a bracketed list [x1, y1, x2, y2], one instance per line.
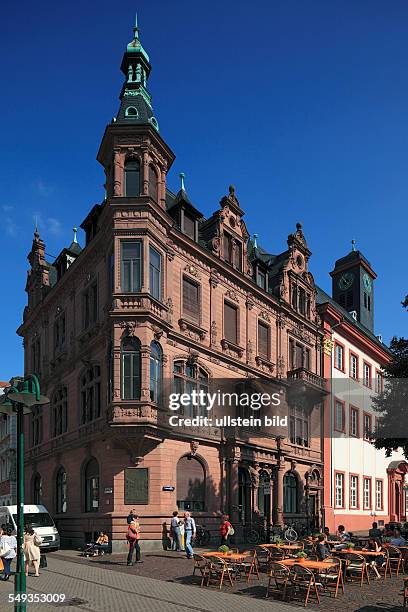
[148, 165, 158, 201]
[52, 387, 68, 437]
[125, 158, 141, 197]
[125, 106, 138, 117]
[84, 458, 99, 513]
[33, 473, 42, 504]
[150, 342, 162, 402]
[173, 360, 209, 418]
[121, 337, 141, 400]
[176, 455, 205, 511]
[56, 467, 67, 514]
[283, 472, 298, 514]
[80, 365, 101, 425]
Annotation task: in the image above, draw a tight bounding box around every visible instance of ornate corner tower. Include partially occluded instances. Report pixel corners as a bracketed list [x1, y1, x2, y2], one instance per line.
[97, 18, 175, 205]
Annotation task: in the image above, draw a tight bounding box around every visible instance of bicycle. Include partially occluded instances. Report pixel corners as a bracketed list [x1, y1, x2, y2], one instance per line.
[194, 524, 211, 547]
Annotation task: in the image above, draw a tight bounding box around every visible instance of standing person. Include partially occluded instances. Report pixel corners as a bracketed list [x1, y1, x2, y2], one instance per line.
[23, 525, 42, 577]
[126, 519, 142, 565]
[171, 511, 182, 552]
[127, 509, 137, 525]
[0, 526, 17, 580]
[184, 512, 196, 559]
[220, 515, 232, 546]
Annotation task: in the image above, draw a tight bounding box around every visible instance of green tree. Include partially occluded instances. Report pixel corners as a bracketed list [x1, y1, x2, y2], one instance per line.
[373, 298, 408, 458]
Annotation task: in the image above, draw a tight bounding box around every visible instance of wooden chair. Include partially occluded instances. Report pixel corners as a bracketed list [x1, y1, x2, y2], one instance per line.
[377, 548, 391, 579]
[344, 553, 369, 587]
[290, 564, 321, 607]
[266, 561, 291, 600]
[268, 545, 286, 562]
[318, 557, 344, 598]
[192, 554, 210, 587]
[388, 545, 403, 577]
[238, 550, 259, 583]
[207, 555, 235, 589]
[254, 545, 271, 572]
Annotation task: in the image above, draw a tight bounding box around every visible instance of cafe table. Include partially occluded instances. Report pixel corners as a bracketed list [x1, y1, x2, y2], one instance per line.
[262, 543, 303, 551]
[279, 558, 338, 571]
[202, 551, 249, 561]
[335, 549, 384, 557]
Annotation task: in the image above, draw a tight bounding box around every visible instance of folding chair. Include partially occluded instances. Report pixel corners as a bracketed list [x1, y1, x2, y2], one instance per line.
[290, 564, 321, 607]
[266, 561, 292, 601]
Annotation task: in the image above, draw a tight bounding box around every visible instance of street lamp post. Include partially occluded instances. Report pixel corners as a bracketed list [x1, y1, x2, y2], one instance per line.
[0, 375, 49, 612]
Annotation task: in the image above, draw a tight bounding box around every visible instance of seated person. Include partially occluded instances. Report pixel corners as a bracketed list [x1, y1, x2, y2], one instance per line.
[390, 529, 406, 547]
[334, 525, 351, 550]
[323, 527, 336, 541]
[369, 522, 383, 540]
[316, 534, 331, 560]
[364, 538, 384, 578]
[94, 531, 109, 555]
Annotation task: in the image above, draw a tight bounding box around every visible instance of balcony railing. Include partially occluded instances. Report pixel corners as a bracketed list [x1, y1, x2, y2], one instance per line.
[287, 367, 326, 391]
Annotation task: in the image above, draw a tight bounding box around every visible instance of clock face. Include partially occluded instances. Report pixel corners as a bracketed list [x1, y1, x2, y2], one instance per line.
[338, 272, 354, 291]
[362, 272, 372, 293]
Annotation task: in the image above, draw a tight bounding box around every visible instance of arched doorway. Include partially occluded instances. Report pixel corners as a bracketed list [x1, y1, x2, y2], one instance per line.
[387, 460, 408, 522]
[258, 470, 271, 524]
[176, 456, 205, 511]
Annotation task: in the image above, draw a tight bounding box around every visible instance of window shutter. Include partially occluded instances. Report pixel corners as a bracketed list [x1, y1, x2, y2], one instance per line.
[258, 322, 269, 358]
[183, 278, 200, 323]
[224, 302, 238, 344]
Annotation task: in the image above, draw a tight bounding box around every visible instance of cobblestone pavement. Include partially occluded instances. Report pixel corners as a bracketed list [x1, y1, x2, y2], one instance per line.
[0, 550, 299, 612]
[0, 549, 404, 612]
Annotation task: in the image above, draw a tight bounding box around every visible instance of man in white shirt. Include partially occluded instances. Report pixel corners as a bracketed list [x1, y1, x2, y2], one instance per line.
[184, 512, 196, 559]
[0, 527, 17, 580]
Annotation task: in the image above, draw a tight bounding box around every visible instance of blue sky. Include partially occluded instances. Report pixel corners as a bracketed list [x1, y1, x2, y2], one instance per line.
[1, 0, 407, 380]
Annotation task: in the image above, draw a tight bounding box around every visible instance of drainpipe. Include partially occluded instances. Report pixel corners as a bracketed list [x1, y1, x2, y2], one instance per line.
[329, 320, 344, 510]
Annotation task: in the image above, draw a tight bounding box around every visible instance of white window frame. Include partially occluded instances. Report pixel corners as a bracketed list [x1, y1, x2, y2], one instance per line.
[363, 478, 371, 509]
[350, 475, 358, 509]
[335, 473, 344, 508]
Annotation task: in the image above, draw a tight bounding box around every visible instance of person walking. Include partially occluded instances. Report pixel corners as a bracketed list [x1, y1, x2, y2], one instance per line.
[184, 512, 196, 559]
[127, 518, 142, 565]
[0, 526, 16, 580]
[23, 525, 42, 577]
[127, 509, 137, 525]
[220, 515, 232, 546]
[171, 511, 182, 552]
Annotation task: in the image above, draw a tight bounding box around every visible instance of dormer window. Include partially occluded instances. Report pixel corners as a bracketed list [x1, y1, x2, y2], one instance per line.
[291, 283, 311, 319]
[125, 158, 141, 197]
[125, 106, 138, 118]
[256, 268, 267, 291]
[183, 213, 195, 240]
[223, 231, 242, 270]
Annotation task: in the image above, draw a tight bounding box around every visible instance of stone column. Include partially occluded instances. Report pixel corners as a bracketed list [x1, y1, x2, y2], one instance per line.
[142, 150, 149, 195]
[275, 457, 285, 527]
[113, 148, 122, 196]
[140, 344, 151, 402]
[228, 458, 239, 525]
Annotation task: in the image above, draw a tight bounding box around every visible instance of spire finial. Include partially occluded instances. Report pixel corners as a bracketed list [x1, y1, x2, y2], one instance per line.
[73, 227, 78, 244]
[133, 12, 139, 39]
[253, 233, 258, 248]
[351, 239, 356, 252]
[34, 216, 39, 239]
[179, 172, 185, 191]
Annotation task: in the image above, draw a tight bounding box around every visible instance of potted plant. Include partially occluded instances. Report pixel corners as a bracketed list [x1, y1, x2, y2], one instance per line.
[218, 545, 230, 554]
[296, 551, 308, 562]
[346, 542, 355, 551]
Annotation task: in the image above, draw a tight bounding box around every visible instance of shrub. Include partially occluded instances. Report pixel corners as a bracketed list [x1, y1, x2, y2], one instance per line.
[218, 545, 230, 553]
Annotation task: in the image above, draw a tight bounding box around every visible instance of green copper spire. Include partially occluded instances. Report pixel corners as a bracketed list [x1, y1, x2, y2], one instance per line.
[127, 13, 150, 62]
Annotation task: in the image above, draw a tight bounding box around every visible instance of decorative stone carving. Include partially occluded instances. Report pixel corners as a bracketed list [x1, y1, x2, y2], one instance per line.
[259, 310, 270, 322]
[210, 270, 221, 288]
[225, 289, 239, 302]
[190, 440, 199, 456]
[184, 264, 201, 279]
[210, 321, 217, 347]
[178, 318, 207, 341]
[277, 313, 286, 329]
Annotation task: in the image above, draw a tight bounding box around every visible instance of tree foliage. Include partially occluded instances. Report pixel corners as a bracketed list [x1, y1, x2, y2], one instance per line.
[372, 299, 408, 458]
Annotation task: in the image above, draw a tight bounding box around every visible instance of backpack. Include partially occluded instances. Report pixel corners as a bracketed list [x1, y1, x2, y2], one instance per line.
[227, 525, 235, 536]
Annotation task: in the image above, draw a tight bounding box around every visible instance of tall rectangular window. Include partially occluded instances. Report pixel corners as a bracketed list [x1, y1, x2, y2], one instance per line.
[335, 400, 345, 432]
[375, 371, 383, 394]
[183, 277, 200, 324]
[258, 321, 270, 359]
[257, 269, 266, 290]
[375, 479, 383, 510]
[223, 232, 242, 270]
[149, 245, 161, 300]
[363, 413, 372, 440]
[334, 343, 344, 371]
[350, 353, 358, 379]
[335, 473, 344, 508]
[224, 302, 238, 344]
[350, 407, 359, 437]
[363, 362, 372, 387]
[350, 475, 358, 509]
[121, 241, 141, 292]
[83, 283, 98, 328]
[363, 477, 372, 509]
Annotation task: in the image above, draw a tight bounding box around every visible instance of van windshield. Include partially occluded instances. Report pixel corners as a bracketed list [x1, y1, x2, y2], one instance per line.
[12, 513, 55, 528]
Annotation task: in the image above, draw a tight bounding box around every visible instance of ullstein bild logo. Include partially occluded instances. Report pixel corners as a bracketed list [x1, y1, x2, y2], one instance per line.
[167, 388, 288, 429]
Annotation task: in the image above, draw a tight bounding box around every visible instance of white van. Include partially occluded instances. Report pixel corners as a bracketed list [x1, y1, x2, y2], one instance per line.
[0, 505, 60, 552]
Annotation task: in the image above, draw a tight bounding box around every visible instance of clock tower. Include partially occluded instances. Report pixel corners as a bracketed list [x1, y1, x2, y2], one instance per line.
[330, 242, 377, 332]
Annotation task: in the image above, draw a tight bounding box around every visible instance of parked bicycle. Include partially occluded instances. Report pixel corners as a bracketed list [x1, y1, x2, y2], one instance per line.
[244, 523, 301, 545]
[194, 524, 211, 547]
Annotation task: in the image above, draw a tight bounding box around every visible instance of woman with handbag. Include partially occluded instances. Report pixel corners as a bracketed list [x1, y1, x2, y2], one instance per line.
[23, 525, 42, 577]
[0, 526, 16, 580]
